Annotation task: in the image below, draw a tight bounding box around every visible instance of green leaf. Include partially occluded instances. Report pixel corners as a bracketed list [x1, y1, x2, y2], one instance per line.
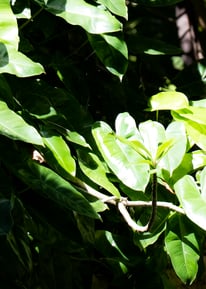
[172, 111, 206, 150]
[134, 222, 166, 249]
[96, 0, 128, 19]
[38, 0, 122, 34]
[0, 45, 44, 77]
[139, 120, 166, 162]
[115, 113, 151, 159]
[200, 167, 206, 198]
[40, 128, 76, 177]
[174, 175, 206, 231]
[88, 33, 128, 79]
[158, 122, 187, 176]
[64, 130, 91, 148]
[92, 121, 150, 191]
[115, 112, 140, 140]
[191, 150, 206, 170]
[132, 0, 184, 6]
[77, 149, 120, 198]
[148, 92, 189, 111]
[0, 1, 44, 76]
[0, 100, 43, 145]
[165, 214, 200, 284]
[174, 107, 206, 125]
[0, 0, 19, 48]
[18, 160, 99, 219]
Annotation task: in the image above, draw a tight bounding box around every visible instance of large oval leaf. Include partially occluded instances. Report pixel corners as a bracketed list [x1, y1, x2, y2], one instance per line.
[158, 122, 187, 176]
[37, 0, 122, 34]
[139, 120, 166, 161]
[92, 121, 150, 191]
[174, 175, 206, 231]
[0, 45, 44, 77]
[165, 214, 200, 284]
[148, 92, 189, 111]
[0, 100, 43, 145]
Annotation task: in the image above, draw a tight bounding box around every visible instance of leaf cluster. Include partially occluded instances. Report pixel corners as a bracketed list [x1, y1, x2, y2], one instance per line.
[1, 1, 206, 289]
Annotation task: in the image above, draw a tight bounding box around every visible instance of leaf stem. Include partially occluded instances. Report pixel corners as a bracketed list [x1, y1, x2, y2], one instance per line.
[19, 7, 44, 30]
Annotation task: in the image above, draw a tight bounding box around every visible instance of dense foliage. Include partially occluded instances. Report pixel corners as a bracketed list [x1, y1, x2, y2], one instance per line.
[1, 0, 206, 288]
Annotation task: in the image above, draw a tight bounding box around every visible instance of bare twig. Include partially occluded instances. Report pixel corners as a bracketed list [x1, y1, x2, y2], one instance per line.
[118, 201, 148, 232]
[124, 200, 185, 215]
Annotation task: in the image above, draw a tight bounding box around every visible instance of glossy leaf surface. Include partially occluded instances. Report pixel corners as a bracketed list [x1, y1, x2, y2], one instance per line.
[0, 1, 44, 76]
[0, 100, 43, 145]
[36, 0, 122, 34]
[174, 175, 206, 231]
[92, 121, 150, 191]
[158, 122, 187, 176]
[96, 0, 128, 19]
[88, 33, 128, 79]
[165, 214, 200, 284]
[148, 92, 189, 111]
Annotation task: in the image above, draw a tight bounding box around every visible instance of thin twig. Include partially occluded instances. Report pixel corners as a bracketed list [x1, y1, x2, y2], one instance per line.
[118, 202, 148, 232]
[124, 200, 185, 215]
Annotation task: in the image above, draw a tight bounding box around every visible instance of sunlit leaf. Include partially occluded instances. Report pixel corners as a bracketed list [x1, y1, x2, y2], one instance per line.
[92, 121, 150, 191]
[158, 122, 187, 176]
[0, 45, 44, 77]
[115, 112, 140, 140]
[36, 0, 122, 34]
[0, 1, 44, 76]
[148, 92, 189, 111]
[139, 120, 166, 162]
[165, 214, 200, 284]
[172, 112, 206, 150]
[0, 100, 43, 145]
[174, 175, 206, 231]
[0, 0, 19, 48]
[199, 167, 206, 198]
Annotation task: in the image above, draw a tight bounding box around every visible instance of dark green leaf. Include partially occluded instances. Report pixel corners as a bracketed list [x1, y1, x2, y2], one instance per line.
[18, 160, 99, 219]
[165, 214, 200, 284]
[132, 0, 184, 7]
[88, 33, 128, 79]
[0, 100, 43, 145]
[77, 149, 120, 198]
